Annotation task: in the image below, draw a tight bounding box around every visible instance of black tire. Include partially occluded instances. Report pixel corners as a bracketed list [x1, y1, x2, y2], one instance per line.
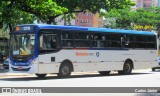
[57, 62, 72, 78]
[152, 68, 155, 71]
[118, 61, 133, 75]
[35, 74, 47, 78]
[98, 71, 111, 76]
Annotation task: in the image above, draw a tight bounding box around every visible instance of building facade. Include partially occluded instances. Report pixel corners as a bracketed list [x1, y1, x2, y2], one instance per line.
[75, 11, 104, 28]
[34, 11, 105, 28]
[132, 0, 158, 9]
[55, 15, 75, 25]
[159, 0, 160, 6]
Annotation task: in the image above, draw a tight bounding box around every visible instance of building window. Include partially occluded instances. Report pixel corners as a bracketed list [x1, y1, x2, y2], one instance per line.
[89, 12, 93, 16]
[86, 12, 88, 16]
[80, 19, 83, 23]
[76, 18, 79, 22]
[85, 19, 88, 23]
[88, 19, 92, 24]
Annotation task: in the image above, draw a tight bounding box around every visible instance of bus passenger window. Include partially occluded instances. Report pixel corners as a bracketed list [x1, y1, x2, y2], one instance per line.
[39, 34, 57, 54]
[91, 34, 105, 48]
[62, 32, 74, 48]
[74, 32, 90, 48]
[51, 36, 57, 49]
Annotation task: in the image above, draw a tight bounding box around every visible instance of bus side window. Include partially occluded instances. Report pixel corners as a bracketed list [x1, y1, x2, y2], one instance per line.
[106, 33, 121, 48]
[134, 35, 146, 49]
[120, 35, 134, 48]
[61, 32, 74, 48]
[50, 35, 57, 49]
[91, 33, 105, 48]
[121, 35, 129, 47]
[146, 36, 156, 49]
[75, 32, 90, 47]
[39, 34, 57, 54]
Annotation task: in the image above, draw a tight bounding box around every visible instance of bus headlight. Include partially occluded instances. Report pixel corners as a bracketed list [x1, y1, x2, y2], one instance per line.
[30, 60, 35, 65]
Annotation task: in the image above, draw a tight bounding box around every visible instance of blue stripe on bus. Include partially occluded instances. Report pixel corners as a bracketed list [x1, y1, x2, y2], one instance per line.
[88, 27, 156, 35]
[38, 25, 88, 31]
[17, 24, 156, 35]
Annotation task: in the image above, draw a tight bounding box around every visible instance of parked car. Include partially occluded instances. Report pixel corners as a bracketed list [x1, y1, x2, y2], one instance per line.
[152, 57, 160, 71]
[3, 58, 9, 69]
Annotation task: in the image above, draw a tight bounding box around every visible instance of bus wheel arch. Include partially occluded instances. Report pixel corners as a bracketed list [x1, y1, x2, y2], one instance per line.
[118, 59, 134, 75]
[57, 59, 73, 78]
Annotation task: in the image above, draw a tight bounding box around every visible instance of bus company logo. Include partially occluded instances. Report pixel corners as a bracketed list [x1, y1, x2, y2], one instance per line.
[96, 52, 100, 57]
[76, 52, 94, 56]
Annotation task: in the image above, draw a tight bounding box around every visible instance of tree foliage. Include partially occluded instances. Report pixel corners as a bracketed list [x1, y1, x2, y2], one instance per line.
[0, 0, 135, 31]
[0, 1, 37, 31]
[104, 7, 160, 31]
[1, 0, 135, 23]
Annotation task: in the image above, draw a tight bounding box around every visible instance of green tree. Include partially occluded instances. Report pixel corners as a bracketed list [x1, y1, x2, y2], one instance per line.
[61, 13, 75, 25]
[104, 7, 160, 31]
[0, 1, 37, 32]
[104, 8, 133, 29]
[134, 7, 160, 31]
[2, 0, 68, 24]
[0, 0, 135, 25]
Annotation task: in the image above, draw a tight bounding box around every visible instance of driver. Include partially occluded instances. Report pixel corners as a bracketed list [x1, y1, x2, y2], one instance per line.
[20, 44, 33, 55]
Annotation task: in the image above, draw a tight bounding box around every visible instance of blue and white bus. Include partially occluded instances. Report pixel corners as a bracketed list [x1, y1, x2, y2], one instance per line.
[9, 24, 158, 78]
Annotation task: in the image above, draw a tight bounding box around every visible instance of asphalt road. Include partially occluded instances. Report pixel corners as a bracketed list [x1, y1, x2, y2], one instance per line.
[0, 69, 160, 96]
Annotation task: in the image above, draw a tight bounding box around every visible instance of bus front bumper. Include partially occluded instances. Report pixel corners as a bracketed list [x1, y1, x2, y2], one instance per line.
[9, 65, 38, 74]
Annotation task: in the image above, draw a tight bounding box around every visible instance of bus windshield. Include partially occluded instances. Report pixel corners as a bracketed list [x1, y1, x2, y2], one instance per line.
[10, 34, 35, 56]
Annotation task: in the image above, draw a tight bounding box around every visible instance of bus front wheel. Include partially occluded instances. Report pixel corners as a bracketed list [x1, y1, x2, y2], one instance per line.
[118, 61, 133, 75]
[35, 74, 47, 78]
[57, 62, 72, 78]
[98, 71, 111, 76]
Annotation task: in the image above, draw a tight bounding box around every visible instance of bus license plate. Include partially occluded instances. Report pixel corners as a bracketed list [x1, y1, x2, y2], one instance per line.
[18, 67, 22, 70]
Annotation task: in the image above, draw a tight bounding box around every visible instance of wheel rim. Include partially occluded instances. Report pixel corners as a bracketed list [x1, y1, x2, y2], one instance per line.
[61, 66, 69, 75]
[124, 63, 131, 72]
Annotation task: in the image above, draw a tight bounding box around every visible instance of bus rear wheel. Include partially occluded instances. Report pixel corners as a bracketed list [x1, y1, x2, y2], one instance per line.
[35, 74, 47, 78]
[57, 62, 72, 78]
[118, 61, 133, 75]
[98, 71, 111, 76]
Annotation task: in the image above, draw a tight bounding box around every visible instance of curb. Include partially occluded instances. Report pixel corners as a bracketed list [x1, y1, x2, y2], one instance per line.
[0, 74, 29, 77]
[0, 72, 31, 77]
